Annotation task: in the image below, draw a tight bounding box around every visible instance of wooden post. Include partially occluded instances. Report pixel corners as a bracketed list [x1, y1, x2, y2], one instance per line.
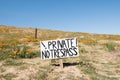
[59, 59, 63, 69]
[35, 28, 37, 39]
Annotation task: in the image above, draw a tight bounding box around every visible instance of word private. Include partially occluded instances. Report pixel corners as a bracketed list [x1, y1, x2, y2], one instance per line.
[40, 38, 79, 60]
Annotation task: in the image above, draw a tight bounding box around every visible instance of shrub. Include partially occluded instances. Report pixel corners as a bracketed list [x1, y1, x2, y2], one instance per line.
[78, 38, 97, 45]
[13, 45, 39, 58]
[104, 43, 115, 51]
[3, 58, 24, 66]
[80, 48, 88, 53]
[0, 45, 40, 60]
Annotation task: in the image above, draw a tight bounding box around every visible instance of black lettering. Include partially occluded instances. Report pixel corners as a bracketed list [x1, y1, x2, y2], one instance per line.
[57, 40, 63, 49]
[48, 41, 52, 49]
[76, 38, 77, 47]
[54, 49, 59, 58]
[71, 38, 75, 47]
[42, 50, 50, 59]
[65, 48, 70, 56]
[52, 41, 57, 49]
[73, 47, 78, 55]
[50, 49, 54, 58]
[41, 38, 78, 60]
[41, 42, 47, 49]
[68, 48, 74, 56]
[66, 39, 70, 48]
[62, 40, 67, 48]
[58, 49, 65, 57]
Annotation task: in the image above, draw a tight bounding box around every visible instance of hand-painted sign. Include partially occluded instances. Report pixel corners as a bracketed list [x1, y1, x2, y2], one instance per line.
[40, 38, 79, 60]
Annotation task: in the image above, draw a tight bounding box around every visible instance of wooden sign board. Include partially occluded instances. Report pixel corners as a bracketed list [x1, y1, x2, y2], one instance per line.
[40, 38, 79, 60]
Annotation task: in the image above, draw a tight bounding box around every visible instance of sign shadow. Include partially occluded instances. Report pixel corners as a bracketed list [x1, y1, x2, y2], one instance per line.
[51, 62, 79, 68]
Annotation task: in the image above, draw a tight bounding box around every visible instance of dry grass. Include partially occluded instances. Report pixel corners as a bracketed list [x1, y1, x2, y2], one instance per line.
[0, 25, 120, 80]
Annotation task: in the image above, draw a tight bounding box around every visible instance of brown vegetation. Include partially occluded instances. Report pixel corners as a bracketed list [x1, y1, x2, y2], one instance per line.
[0, 25, 120, 80]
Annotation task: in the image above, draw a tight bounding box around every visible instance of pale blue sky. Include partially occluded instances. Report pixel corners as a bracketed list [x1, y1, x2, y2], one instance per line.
[0, 0, 120, 34]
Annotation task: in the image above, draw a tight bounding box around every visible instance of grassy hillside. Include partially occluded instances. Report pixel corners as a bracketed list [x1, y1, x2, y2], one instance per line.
[0, 26, 120, 80]
[0, 25, 120, 60]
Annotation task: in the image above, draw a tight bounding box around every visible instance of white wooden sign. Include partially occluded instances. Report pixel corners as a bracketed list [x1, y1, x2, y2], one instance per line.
[40, 38, 79, 60]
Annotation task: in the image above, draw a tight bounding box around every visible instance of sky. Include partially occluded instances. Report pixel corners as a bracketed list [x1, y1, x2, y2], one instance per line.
[0, 0, 120, 34]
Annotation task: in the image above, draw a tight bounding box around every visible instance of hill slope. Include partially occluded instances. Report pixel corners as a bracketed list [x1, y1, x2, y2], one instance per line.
[0, 26, 120, 80]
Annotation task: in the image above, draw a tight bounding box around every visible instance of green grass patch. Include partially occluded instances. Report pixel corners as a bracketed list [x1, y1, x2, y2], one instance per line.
[78, 56, 118, 80]
[0, 67, 6, 73]
[2, 59, 24, 66]
[104, 43, 116, 51]
[0, 73, 17, 80]
[29, 70, 48, 80]
[80, 48, 88, 53]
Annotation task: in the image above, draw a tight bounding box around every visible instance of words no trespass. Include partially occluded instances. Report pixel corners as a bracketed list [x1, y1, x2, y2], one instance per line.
[40, 37, 79, 60]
